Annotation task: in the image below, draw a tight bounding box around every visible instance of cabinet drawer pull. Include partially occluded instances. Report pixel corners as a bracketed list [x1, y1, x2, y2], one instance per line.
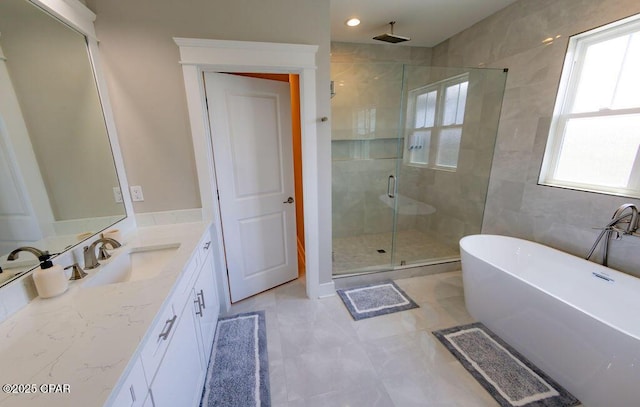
[129, 385, 136, 403]
[203, 241, 211, 250]
[197, 289, 206, 310]
[194, 298, 203, 317]
[158, 315, 177, 341]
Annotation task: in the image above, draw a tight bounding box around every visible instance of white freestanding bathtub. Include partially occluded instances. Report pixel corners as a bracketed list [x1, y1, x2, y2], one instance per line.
[460, 234, 640, 407]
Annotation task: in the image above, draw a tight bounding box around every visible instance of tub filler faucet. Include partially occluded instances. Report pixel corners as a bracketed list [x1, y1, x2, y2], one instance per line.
[611, 203, 639, 235]
[586, 204, 639, 266]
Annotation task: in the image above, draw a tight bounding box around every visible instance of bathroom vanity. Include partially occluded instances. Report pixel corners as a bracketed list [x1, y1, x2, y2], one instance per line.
[0, 222, 220, 406]
[107, 223, 219, 407]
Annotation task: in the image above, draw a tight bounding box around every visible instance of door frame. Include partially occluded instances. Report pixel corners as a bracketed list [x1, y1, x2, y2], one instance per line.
[174, 38, 331, 310]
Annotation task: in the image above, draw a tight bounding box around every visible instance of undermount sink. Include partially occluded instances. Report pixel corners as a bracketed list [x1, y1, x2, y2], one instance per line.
[82, 243, 180, 288]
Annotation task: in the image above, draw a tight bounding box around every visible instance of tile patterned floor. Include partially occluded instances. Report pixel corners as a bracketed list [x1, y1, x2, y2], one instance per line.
[223, 271, 500, 407]
[332, 230, 459, 275]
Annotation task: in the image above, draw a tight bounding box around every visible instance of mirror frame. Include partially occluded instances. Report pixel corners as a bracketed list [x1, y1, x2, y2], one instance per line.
[0, 0, 135, 282]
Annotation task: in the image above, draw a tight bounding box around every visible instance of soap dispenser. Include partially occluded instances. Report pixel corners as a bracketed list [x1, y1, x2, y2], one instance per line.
[32, 254, 68, 298]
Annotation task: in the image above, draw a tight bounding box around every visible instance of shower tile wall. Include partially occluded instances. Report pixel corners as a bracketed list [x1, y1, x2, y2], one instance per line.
[331, 42, 432, 239]
[432, 0, 640, 277]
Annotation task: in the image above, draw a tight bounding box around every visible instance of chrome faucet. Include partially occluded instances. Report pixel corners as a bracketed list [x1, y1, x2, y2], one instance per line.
[587, 203, 640, 266]
[83, 238, 122, 270]
[7, 246, 49, 261]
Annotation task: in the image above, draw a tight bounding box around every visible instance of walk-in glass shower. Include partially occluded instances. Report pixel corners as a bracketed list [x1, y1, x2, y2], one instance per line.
[331, 63, 507, 276]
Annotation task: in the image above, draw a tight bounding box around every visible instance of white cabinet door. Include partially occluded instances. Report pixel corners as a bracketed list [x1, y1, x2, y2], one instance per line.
[140, 303, 178, 380]
[0, 118, 43, 253]
[150, 303, 204, 407]
[109, 357, 149, 407]
[193, 253, 219, 361]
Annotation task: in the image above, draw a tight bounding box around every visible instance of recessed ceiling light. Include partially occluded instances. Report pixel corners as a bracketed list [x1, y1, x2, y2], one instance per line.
[346, 18, 361, 27]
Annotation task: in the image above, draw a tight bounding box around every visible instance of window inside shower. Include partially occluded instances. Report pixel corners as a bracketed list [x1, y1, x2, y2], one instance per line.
[406, 73, 469, 169]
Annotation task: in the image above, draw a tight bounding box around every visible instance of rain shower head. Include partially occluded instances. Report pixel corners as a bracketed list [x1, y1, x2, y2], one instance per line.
[373, 21, 410, 44]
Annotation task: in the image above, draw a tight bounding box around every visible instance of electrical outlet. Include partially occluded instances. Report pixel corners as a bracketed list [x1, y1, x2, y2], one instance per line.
[113, 187, 123, 203]
[130, 185, 144, 202]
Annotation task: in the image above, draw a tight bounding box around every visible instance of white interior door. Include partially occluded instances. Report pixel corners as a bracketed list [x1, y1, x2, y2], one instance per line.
[0, 119, 42, 254]
[204, 73, 298, 302]
[0, 52, 45, 254]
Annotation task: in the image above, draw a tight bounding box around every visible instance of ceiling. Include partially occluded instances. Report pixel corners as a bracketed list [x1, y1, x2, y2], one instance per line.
[331, 0, 520, 47]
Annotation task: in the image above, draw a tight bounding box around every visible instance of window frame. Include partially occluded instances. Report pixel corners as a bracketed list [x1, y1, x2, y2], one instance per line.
[404, 73, 469, 170]
[353, 106, 377, 137]
[539, 13, 640, 198]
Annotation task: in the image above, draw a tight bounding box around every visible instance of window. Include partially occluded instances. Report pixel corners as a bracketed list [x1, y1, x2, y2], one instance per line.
[539, 14, 640, 197]
[354, 107, 376, 136]
[405, 74, 469, 169]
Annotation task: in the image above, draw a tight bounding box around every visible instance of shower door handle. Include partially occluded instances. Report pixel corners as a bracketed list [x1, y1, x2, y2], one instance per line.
[387, 175, 396, 198]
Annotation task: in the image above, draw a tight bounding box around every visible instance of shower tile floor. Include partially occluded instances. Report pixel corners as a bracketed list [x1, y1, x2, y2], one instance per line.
[224, 271, 502, 406]
[332, 229, 459, 275]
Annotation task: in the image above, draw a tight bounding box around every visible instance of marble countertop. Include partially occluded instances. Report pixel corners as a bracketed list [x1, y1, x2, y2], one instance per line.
[0, 222, 210, 407]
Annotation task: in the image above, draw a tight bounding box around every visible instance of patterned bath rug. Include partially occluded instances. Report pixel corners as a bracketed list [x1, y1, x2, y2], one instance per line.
[433, 322, 580, 407]
[337, 280, 419, 320]
[201, 311, 271, 407]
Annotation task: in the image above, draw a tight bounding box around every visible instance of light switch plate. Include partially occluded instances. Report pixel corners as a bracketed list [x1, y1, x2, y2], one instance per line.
[130, 185, 144, 202]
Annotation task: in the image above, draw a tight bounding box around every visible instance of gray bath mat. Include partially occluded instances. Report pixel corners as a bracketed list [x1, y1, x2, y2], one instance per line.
[433, 322, 580, 407]
[201, 311, 270, 407]
[337, 280, 418, 320]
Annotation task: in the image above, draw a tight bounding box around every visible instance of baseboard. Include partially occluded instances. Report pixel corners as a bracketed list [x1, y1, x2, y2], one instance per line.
[317, 280, 335, 298]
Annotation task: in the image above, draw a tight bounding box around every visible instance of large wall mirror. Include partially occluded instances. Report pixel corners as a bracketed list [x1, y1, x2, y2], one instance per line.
[0, 0, 126, 287]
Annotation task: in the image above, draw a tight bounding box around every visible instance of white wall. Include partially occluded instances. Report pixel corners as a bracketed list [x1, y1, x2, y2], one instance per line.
[85, 0, 333, 284]
[85, 0, 331, 210]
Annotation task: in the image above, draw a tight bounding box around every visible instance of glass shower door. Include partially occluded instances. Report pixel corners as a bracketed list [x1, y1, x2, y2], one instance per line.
[330, 63, 508, 275]
[391, 65, 508, 268]
[331, 62, 403, 275]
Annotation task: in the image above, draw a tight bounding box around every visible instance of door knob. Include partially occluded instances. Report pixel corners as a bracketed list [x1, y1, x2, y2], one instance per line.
[283, 197, 294, 204]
